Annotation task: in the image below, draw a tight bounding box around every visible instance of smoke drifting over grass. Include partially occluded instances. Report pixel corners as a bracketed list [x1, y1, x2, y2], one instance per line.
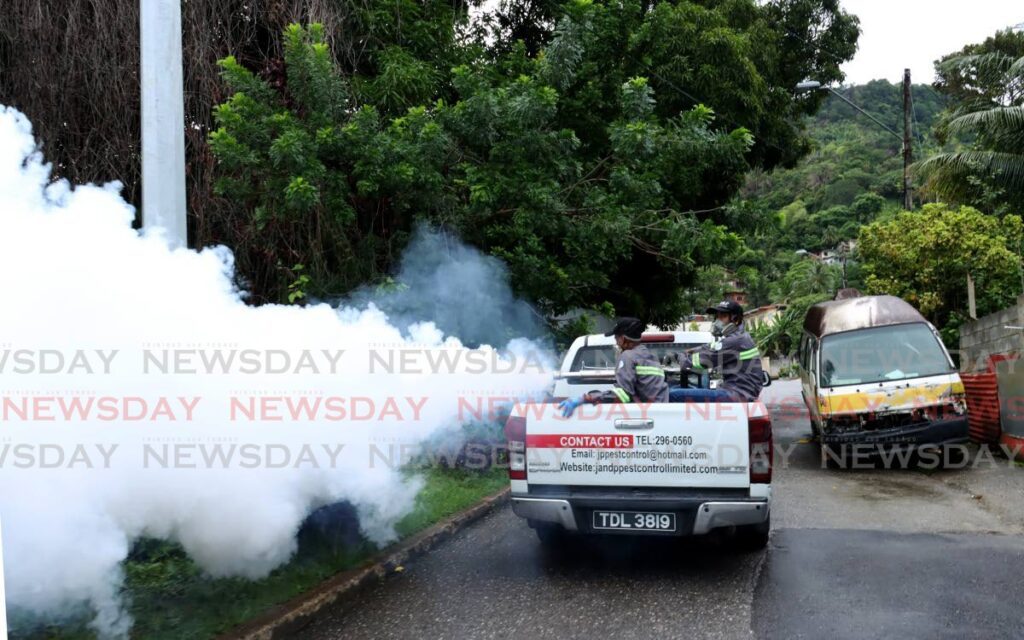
[0, 106, 554, 637]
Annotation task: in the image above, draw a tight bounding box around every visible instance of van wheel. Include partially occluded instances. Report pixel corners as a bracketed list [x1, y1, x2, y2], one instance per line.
[734, 515, 770, 551]
[535, 524, 566, 547]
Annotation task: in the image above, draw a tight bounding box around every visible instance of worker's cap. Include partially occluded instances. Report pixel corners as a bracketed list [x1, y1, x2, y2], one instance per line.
[604, 317, 644, 341]
[706, 300, 744, 318]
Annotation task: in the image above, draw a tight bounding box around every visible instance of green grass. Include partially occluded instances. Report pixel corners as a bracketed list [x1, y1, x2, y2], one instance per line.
[12, 467, 507, 640]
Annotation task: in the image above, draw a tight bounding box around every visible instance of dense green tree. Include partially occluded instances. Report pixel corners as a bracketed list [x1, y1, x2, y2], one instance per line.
[735, 265, 773, 308]
[681, 265, 733, 316]
[780, 258, 840, 299]
[933, 29, 1024, 110]
[727, 79, 945, 311]
[816, 205, 850, 229]
[211, 19, 754, 320]
[0, 0, 489, 250]
[920, 30, 1024, 215]
[539, 0, 860, 172]
[815, 79, 946, 130]
[740, 79, 946, 219]
[211, 0, 860, 325]
[487, 0, 564, 55]
[850, 192, 885, 221]
[858, 204, 1023, 333]
[749, 292, 830, 356]
[820, 176, 863, 207]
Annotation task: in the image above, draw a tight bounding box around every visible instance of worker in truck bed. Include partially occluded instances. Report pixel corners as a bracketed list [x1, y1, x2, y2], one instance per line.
[671, 300, 764, 403]
[558, 317, 669, 417]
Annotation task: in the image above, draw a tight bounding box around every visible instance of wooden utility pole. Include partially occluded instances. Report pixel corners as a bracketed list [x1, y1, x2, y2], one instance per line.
[141, 0, 188, 247]
[902, 68, 913, 210]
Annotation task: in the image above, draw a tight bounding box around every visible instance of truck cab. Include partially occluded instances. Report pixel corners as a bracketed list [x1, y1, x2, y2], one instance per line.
[551, 331, 714, 400]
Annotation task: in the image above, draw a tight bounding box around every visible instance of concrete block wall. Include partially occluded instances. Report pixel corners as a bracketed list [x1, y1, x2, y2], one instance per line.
[763, 355, 794, 378]
[959, 294, 1024, 372]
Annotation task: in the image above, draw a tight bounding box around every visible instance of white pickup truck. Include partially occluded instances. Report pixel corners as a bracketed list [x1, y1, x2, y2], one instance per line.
[507, 332, 773, 550]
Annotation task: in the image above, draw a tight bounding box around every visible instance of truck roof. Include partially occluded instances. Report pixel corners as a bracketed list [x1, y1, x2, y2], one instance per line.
[575, 331, 713, 347]
[803, 295, 926, 339]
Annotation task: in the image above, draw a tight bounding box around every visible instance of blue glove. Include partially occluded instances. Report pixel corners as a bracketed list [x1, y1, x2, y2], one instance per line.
[559, 396, 583, 418]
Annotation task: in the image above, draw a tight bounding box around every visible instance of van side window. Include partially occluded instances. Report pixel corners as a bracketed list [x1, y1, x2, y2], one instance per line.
[805, 336, 819, 383]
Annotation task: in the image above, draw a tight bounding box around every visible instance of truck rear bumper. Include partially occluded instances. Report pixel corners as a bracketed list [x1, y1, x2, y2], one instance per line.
[511, 495, 769, 535]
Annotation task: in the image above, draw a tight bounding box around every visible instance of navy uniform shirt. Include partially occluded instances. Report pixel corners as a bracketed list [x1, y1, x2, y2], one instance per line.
[687, 328, 764, 401]
[594, 344, 669, 403]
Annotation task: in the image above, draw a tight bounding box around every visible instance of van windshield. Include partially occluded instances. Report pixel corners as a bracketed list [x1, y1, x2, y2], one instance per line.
[819, 323, 953, 387]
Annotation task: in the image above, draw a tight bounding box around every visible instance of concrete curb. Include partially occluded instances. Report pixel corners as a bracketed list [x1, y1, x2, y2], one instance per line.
[218, 486, 510, 640]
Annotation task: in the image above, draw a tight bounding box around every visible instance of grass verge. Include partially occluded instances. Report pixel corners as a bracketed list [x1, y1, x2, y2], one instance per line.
[13, 466, 507, 640]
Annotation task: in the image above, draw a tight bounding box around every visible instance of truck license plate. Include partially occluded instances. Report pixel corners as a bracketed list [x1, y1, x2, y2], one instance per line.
[592, 510, 676, 532]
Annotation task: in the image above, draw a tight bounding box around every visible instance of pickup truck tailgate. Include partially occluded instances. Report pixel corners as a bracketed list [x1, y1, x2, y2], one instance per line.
[519, 403, 751, 489]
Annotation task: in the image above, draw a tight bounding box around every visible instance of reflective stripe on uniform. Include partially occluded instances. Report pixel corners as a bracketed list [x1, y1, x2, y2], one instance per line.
[635, 365, 665, 377]
[739, 348, 760, 361]
[691, 353, 705, 370]
[612, 387, 631, 403]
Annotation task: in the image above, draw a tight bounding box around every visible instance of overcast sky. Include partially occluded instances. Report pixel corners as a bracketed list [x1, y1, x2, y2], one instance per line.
[473, 1, 1020, 85]
[839, 0, 1023, 85]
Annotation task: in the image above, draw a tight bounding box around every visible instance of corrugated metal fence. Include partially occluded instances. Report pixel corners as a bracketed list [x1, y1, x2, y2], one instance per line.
[962, 372, 1001, 444]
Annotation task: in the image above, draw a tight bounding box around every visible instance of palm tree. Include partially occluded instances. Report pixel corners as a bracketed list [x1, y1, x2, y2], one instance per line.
[917, 52, 1024, 206]
[821, 225, 839, 249]
[785, 258, 838, 298]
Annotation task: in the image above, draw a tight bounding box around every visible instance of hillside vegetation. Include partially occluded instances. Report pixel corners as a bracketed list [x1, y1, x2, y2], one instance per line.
[727, 28, 1024, 354]
[709, 80, 948, 312]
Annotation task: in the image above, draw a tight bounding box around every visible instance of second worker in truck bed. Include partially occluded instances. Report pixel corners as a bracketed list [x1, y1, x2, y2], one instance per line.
[672, 300, 763, 403]
[559, 317, 669, 417]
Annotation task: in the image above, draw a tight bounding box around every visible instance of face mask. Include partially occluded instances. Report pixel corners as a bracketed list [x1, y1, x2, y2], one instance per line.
[711, 320, 736, 337]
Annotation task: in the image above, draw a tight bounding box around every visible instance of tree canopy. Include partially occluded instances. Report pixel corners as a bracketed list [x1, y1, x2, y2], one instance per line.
[210, 0, 860, 326]
[858, 203, 1023, 343]
[919, 29, 1024, 215]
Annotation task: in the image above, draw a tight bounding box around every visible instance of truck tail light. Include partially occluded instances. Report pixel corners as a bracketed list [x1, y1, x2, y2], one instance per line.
[504, 415, 527, 480]
[749, 414, 772, 484]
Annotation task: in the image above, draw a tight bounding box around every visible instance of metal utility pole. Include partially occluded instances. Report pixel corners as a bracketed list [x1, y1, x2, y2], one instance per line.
[902, 68, 913, 210]
[141, 0, 188, 247]
[967, 272, 977, 319]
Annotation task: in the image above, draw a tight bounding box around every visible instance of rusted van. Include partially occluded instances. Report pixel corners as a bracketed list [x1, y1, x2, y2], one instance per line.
[798, 295, 968, 460]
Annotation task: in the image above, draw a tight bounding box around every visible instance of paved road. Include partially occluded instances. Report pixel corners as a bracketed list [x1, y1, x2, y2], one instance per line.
[299, 380, 1024, 639]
